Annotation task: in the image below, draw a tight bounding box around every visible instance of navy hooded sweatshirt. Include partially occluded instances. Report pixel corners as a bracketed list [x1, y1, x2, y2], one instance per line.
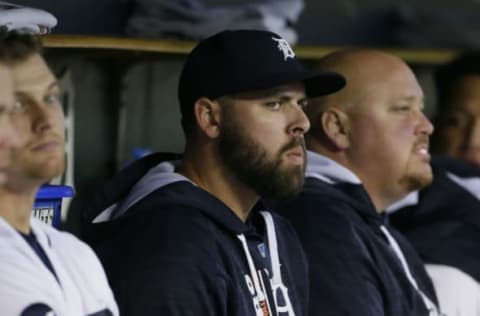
[390, 155, 480, 283]
[83, 153, 308, 316]
[274, 151, 439, 316]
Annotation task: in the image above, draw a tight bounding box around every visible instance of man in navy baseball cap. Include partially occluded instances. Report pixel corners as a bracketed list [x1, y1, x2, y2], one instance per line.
[86, 29, 345, 315]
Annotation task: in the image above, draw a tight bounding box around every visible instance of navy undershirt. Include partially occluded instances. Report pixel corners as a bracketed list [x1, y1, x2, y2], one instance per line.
[18, 230, 59, 283]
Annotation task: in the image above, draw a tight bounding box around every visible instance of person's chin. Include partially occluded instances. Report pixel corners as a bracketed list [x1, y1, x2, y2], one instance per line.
[44, 162, 64, 177]
[405, 169, 433, 192]
[27, 158, 64, 180]
[412, 154, 432, 176]
[33, 149, 64, 164]
[419, 171, 433, 188]
[279, 163, 304, 181]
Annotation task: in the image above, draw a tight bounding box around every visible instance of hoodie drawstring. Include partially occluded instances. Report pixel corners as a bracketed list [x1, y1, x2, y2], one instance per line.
[380, 225, 442, 316]
[237, 211, 296, 316]
[237, 233, 273, 316]
[261, 211, 296, 316]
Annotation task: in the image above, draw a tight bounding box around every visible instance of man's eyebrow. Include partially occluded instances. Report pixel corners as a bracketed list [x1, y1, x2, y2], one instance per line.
[397, 95, 426, 110]
[47, 81, 60, 90]
[15, 81, 60, 96]
[397, 95, 424, 103]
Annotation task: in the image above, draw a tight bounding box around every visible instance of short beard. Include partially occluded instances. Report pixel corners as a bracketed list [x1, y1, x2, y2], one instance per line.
[399, 137, 434, 192]
[399, 170, 433, 193]
[218, 113, 306, 199]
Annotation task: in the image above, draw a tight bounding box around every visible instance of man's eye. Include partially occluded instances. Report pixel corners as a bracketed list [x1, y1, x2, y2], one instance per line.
[265, 101, 281, 110]
[394, 105, 411, 112]
[45, 93, 59, 104]
[444, 114, 469, 128]
[12, 100, 25, 112]
[298, 99, 308, 109]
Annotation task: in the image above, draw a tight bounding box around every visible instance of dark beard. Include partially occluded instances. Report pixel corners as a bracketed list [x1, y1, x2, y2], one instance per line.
[218, 114, 306, 199]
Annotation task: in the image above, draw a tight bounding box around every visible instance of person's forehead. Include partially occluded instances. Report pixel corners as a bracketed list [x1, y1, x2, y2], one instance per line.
[0, 63, 12, 86]
[0, 65, 14, 101]
[13, 54, 56, 90]
[452, 75, 480, 98]
[447, 75, 480, 113]
[354, 77, 423, 107]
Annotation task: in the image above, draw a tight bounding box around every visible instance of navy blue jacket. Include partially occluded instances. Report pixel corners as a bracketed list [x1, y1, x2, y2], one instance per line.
[391, 155, 480, 282]
[274, 151, 438, 316]
[84, 153, 309, 316]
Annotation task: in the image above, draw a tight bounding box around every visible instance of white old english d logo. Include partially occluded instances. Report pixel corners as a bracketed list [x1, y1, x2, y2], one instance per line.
[272, 37, 295, 61]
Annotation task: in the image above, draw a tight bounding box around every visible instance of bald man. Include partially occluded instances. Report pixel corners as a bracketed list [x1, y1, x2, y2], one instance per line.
[274, 50, 442, 315]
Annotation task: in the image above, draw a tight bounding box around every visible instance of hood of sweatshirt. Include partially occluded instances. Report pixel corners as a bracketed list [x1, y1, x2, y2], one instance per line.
[84, 152, 266, 237]
[304, 150, 383, 224]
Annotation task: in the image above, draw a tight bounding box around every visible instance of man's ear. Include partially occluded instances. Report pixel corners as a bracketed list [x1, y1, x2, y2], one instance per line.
[320, 107, 351, 150]
[193, 97, 221, 139]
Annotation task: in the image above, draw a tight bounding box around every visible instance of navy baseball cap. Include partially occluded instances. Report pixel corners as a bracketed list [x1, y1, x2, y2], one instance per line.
[178, 29, 346, 117]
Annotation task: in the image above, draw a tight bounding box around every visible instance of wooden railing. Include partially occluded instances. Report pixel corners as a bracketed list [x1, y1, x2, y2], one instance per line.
[42, 34, 460, 65]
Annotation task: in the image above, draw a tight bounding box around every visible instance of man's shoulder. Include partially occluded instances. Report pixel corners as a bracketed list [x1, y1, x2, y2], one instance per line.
[276, 201, 363, 248]
[298, 177, 357, 206]
[33, 218, 87, 246]
[276, 181, 358, 224]
[127, 184, 223, 233]
[273, 182, 374, 255]
[33, 219, 102, 262]
[117, 204, 221, 249]
[93, 187, 234, 261]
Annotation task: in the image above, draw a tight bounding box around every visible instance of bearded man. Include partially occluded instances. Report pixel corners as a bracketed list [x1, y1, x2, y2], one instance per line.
[84, 29, 345, 316]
